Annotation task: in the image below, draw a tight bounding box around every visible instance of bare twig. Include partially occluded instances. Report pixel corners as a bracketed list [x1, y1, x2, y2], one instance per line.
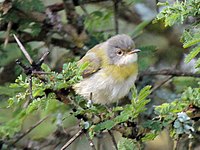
[23, 76, 33, 108]
[84, 132, 97, 150]
[63, 0, 78, 26]
[47, 0, 110, 12]
[12, 116, 49, 145]
[4, 21, 12, 48]
[188, 139, 193, 150]
[155, 0, 159, 13]
[108, 130, 118, 150]
[113, 0, 119, 34]
[13, 34, 33, 64]
[60, 129, 84, 150]
[151, 76, 173, 93]
[29, 76, 33, 100]
[140, 69, 200, 78]
[37, 51, 50, 66]
[32, 71, 53, 74]
[173, 138, 179, 150]
[94, 28, 115, 33]
[80, 4, 89, 16]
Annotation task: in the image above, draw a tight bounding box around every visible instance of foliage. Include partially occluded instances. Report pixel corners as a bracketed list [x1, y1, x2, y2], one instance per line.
[0, 0, 200, 149]
[0, 62, 84, 139]
[156, 0, 200, 67]
[117, 138, 139, 150]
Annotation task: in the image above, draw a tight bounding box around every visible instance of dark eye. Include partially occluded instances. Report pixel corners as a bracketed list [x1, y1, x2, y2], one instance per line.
[117, 50, 124, 56]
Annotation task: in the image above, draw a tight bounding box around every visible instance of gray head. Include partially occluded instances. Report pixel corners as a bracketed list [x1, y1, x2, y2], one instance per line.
[105, 34, 140, 65]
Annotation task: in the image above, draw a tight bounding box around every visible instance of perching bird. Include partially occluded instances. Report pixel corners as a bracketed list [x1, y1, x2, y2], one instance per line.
[74, 34, 140, 104]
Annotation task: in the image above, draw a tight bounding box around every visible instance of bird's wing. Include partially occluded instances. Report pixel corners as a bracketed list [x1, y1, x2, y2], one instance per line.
[78, 45, 102, 78]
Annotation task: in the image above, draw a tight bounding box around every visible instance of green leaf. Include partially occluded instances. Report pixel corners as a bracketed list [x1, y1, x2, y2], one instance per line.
[143, 120, 162, 131]
[114, 105, 131, 123]
[41, 63, 51, 72]
[138, 85, 152, 101]
[132, 21, 151, 38]
[93, 120, 115, 132]
[184, 46, 200, 63]
[157, 2, 169, 6]
[142, 132, 157, 142]
[33, 88, 45, 97]
[0, 44, 21, 66]
[118, 138, 139, 150]
[14, 0, 45, 12]
[55, 82, 69, 90]
[183, 38, 200, 48]
[195, 58, 200, 68]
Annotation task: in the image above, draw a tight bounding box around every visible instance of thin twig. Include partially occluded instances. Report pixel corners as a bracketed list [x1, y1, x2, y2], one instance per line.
[188, 138, 193, 150]
[60, 129, 84, 150]
[151, 76, 173, 93]
[13, 34, 33, 64]
[140, 69, 200, 78]
[12, 116, 49, 145]
[29, 75, 33, 100]
[23, 75, 33, 108]
[113, 0, 119, 34]
[108, 130, 118, 150]
[156, 0, 159, 13]
[84, 132, 97, 150]
[173, 138, 179, 150]
[37, 51, 50, 66]
[97, 136, 102, 150]
[47, 0, 110, 12]
[80, 4, 89, 16]
[4, 21, 12, 48]
[94, 28, 115, 33]
[32, 71, 53, 74]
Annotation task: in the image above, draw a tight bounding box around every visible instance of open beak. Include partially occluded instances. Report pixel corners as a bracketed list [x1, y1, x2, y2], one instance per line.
[128, 49, 141, 54]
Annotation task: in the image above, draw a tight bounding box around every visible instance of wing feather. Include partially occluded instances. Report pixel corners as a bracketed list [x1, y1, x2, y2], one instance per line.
[78, 44, 102, 78]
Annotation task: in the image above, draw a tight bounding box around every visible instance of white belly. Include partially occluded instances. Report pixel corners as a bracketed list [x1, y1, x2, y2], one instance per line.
[74, 69, 137, 104]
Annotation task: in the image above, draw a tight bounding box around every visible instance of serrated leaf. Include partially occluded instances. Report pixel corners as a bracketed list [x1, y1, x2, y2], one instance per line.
[142, 132, 157, 142]
[184, 46, 200, 63]
[41, 63, 51, 72]
[195, 58, 200, 68]
[33, 88, 45, 97]
[55, 82, 69, 90]
[138, 86, 152, 101]
[14, 0, 45, 12]
[118, 138, 138, 150]
[26, 98, 44, 114]
[93, 120, 115, 132]
[183, 38, 200, 48]
[157, 2, 169, 6]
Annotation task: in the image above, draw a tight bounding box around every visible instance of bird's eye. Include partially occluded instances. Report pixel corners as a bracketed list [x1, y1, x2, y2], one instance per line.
[117, 50, 124, 56]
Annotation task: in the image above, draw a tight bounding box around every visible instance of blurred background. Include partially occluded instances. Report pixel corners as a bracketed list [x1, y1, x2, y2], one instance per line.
[0, 0, 199, 149]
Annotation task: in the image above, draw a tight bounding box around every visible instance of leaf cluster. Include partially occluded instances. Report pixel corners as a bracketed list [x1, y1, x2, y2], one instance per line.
[156, 0, 200, 67]
[0, 62, 84, 140]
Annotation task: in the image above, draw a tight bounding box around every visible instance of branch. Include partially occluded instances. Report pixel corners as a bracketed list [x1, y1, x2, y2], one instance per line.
[113, 0, 119, 34]
[60, 129, 84, 150]
[0, 34, 75, 49]
[13, 34, 33, 64]
[12, 116, 49, 145]
[151, 76, 173, 93]
[140, 69, 200, 78]
[4, 21, 12, 48]
[48, 0, 110, 12]
[84, 132, 97, 150]
[108, 130, 118, 150]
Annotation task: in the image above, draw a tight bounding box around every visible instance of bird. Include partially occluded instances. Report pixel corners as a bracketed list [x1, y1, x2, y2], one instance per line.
[73, 34, 140, 104]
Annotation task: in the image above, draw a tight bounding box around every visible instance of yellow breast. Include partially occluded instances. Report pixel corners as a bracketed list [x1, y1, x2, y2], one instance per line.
[103, 63, 138, 81]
